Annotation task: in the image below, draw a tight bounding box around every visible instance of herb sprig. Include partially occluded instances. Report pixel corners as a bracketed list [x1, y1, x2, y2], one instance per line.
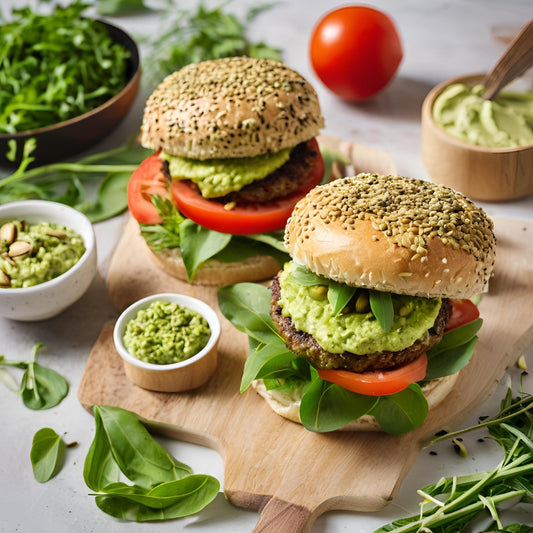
[375, 387, 533, 532]
[0, 139, 151, 222]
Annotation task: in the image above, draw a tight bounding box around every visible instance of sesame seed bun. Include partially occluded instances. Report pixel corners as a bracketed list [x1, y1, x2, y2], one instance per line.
[140, 57, 325, 160]
[252, 373, 458, 431]
[145, 242, 281, 286]
[285, 174, 496, 299]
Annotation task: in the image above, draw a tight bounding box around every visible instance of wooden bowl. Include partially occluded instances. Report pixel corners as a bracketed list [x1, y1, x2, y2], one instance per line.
[0, 20, 141, 167]
[113, 293, 220, 392]
[421, 74, 533, 201]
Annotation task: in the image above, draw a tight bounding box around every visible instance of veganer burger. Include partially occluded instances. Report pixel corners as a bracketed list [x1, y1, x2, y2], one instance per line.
[127, 57, 325, 285]
[244, 174, 496, 434]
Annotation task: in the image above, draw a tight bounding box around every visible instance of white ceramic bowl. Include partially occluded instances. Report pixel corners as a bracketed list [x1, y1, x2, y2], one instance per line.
[0, 200, 97, 321]
[113, 293, 221, 392]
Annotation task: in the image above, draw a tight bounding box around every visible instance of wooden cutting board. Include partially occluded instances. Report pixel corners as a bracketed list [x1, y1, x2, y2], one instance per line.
[78, 139, 533, 532]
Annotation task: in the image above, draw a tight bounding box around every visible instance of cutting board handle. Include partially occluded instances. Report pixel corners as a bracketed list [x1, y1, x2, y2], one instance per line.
[253, 498, 313, 533]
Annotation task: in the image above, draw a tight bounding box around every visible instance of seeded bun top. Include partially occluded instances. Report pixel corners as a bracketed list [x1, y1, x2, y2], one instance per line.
[140, 57, 324, 160]
[285, 174, 496, 299]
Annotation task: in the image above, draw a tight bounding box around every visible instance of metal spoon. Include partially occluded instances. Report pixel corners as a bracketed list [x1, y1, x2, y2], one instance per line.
[482, 18, 533, 100]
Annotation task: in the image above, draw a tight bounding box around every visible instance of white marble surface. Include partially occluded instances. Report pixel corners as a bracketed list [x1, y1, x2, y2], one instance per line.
[1, 1, 532, 532]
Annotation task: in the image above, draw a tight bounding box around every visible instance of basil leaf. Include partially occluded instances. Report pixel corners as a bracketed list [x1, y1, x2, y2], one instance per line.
[328, 281, 357, 316]
[370, 384, 428, 434]
[21, 363, 69, 410]
[218, 283, 280, 344]
[369, 290, 394, 333]
[92, 405, 192, 488]
[300, 373, 377, 432]
[425, 336, 478, 380]
[213, 235, 288, 266]
[31, 428, 66, 483]
[94, 476, 220, 522]
[179, 220, 231, 281]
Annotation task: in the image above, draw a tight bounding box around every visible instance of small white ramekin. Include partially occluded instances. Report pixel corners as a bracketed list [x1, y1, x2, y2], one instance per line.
[0, 200, 97, 321]
[113, 293, 221, 392]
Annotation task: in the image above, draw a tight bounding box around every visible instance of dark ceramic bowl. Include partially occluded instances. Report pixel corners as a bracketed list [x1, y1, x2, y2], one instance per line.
[0, 20, 141, 167]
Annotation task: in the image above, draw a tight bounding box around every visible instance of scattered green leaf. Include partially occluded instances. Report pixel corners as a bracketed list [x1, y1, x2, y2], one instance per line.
[30, 428, 66, 483]
[84, 405, 219, 522]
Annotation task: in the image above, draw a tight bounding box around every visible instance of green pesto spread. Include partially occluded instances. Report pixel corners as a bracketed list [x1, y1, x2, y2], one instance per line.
[278, 261, 442, 355]
[0, 220, 85, 289]
[432, 83, 533, 148]
[123, 300, 211, 365]
[162, 147, 291, 198]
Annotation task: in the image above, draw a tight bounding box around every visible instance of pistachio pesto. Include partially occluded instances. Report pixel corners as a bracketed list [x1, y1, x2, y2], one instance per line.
[162, 147, 291, 198]
[123, 300, 211, 365]
[0, 220, 85, 289]
[278, 261, 442, 355]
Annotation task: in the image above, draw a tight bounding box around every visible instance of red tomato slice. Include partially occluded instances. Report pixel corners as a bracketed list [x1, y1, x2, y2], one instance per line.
[445, 299, 480, 331]
[170, 139, 325, 235]
[317, 354, 428, 396]
[127, 154, 171, 224]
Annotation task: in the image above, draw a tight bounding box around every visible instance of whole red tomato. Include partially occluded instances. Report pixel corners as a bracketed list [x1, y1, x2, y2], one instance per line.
[309, 6, 403, 102]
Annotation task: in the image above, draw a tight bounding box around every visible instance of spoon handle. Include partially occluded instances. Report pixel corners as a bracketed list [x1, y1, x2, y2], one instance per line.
[483, 18, 533, 100]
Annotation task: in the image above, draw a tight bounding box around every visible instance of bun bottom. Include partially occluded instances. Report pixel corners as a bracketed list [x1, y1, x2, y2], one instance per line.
[252, 373, 459, 432]
[146, 243, 281, 286]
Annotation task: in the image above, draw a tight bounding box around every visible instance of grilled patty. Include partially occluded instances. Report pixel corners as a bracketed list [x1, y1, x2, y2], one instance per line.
[270, 275, 453, 373]
[163, 141, 320, 205]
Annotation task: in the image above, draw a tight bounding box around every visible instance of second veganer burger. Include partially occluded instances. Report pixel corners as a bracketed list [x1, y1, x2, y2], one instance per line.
[236, 174, 496, 434]
[127, 57, 326, 285]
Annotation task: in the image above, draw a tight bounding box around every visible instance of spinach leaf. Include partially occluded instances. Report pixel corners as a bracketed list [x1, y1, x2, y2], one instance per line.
[179, 219, 232, 281]
[0, 343, 68, 410]
[289, 264, 325, 286]
[300, 372, 377, 432]
[94, 476, 220, 522]
[30, 427, 66, 483]
[84, 405, 219, 522]
[218, 283, 280, 345]
[427, 318, 482, 356]
[369, 290, 394, 333]
[83, 171, 131, 223]
[370, 384, 428, 435]
[21, 362, 69, 410]
[241, 339, 303, 392]
[91, 406, 192, 488]
[425, 336, 478, 380]
[328, 281, 357, 316]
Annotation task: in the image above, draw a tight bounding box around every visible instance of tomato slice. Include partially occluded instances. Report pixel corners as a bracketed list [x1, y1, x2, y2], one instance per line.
[445, 299, 480, 331]
[170, 139, 325, 235]
[317, 354, 428, 396]
[127, 153, 171, 224]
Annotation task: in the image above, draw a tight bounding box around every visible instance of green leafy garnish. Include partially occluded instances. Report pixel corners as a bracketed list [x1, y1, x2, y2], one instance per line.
[96, 0, 152, 16]
[0, 0, 130, 133]
[141, 1, 282, 87]
[30, 428, 67, 483]
[0, 139, 151, 222]
[375, 388, 533, 532]
[218, 283, 482, 434]
[0, 343, 68, 410]
[369, 290, 394, 333]
[84, 405, 219, 521]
